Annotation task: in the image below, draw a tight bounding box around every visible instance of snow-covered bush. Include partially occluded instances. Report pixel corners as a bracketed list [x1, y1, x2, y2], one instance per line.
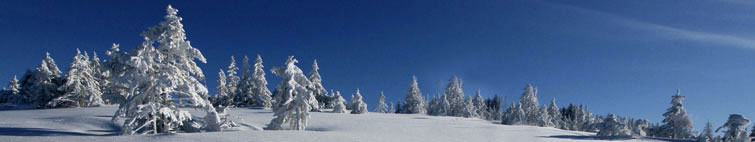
[402, 76, 425, 114]
[350, 89, 368, 114]
[331, 91, 347, 113]
[110, 5, 230, 135]
[49, 49, 103, 108]
[596, 114, 632, 138]
[266, 56, 313, 130]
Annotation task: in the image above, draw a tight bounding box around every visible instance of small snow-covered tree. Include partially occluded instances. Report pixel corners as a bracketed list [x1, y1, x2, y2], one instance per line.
[308, 60, 327, 110]
[535, 105, 553, 127]
[629, 119, 650, 137]
[350, 89, 368, 114]
[548, 98, 563, 128]
[213, 69, 232, 107]
[49, 49, 103, 108]
[374, 91, 388, 113]
[444, 76, 464, 117]
[659, 89, 694, 139]
[1, 76, 20, 104]
[472, 89, 488, 119]
[427, 94, 445, 116]
[267, 56, 312, 130]
[331, 91, 347, 113]
[460, 96, 477, 118]
[597, 114, 632, 137]
[402, 76, 426, 114]
[518, 84, 539, 125]
[251, 55, 272, 108]
[716, 114, 750, 142]
[503, 102, 526, 125]
[697, 121, 714, 142]
[110, 5, 229, 134]
[389, 102, 395, 113]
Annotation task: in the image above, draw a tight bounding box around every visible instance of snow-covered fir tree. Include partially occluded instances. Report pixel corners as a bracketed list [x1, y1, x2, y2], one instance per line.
[1, 76, 21, 104]
[535, 105, 553, 127]
[331, 91, 347, 113]
[234, 56, 253, 106]
[628, 119, 650, 137]
[597, 114, 632, 137]
[659, 89, 694, 139]
[267, 56, 313, 130]
[484, 95, 503, 121]
[427, 93, 448, 116]
[389, 102, 395, 113]
[472, 89, 488, 119]
[503, 102, 526, 125]
[697, 121, 714, 142]
[251, 55, 272, 108]
[350, 89, 368, 114]
[547, 98, 563, 128]
[518, 84, 539, 125]
[225, 56, 240, 105]
[460, 96, 477, 118]
[716, 114, 750, 142]
[22, 52, 63, 107]
[402, 76, 426, 114]
[444, 76, 465, 117]
[213, 69, 232, 107]
[110, 5, 230, 134]
[49, 49, 103, 108]
[89, 52, 110, 103]
[308, 60, 328, 110]
[375, 91, 388, 113]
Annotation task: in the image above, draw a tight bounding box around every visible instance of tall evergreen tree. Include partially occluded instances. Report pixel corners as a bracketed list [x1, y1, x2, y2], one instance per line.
[402, 76, 426, 114]
[110, 5, 228, 134]
[444, 76, 464, 117]
[235, 56, 253, 106]
[251, 55, 272, 108]
[472, 89, 488, 119]
[23, 53, 62, 107]
[518, 84, 539, 125]
[548, 98, 563, 128]
[225, 56, 240, 105]
[50, 49, 103, 107]
[660, 89, 694, 139]
[308, 60, 325, 111]
[213, 69, 232, 107]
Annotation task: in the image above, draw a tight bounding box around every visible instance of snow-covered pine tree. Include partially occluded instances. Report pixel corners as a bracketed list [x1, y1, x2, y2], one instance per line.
[90, 52, 110, 102]
[375, 91, 388, 113]
[235, 56, 253, 106]
[267, 56, 313, 130]
[630, 119, 650, 137]
[389, 102, 395, 113]
[659, 89, 694, 139]
[485, 95, 503, 121]
[350, 89, 368, 114]
[472, 89, 488, 119]
[461, 96, 477, 118]
[49, 49, 103, 108]
[308, 60, 327, 110]
[110, 5, 229, 134]
[535, 105, 553, 127]
[22, 53, 63, 107]
[251, 55, 272, 108]
[7, 76, 20, 101]
[518, 84, 539, 125]
[331, 91, 347, 113]
[547, 98, 563, 128]
[716, 114, 750, 142]
[697, 121, 714, 142]
[444, 76, 464, 117]
[597, 114, 632, 137]
[225, 56, 240, 106]
[213, 69, 232, 107]
[402, 76, 426, 114]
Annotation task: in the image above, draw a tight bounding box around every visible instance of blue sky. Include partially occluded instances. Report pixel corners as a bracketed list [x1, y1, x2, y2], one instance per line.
[2, 0, 755, 131]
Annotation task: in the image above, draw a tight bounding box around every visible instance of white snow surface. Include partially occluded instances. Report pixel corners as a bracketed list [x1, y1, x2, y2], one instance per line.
[0, 105, 663, 142]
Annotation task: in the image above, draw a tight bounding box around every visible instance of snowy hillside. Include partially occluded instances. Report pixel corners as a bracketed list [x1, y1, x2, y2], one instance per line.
[0, 106, 664, 142]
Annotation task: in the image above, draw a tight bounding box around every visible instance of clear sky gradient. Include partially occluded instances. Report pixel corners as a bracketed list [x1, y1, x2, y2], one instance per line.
[2, 0, 755, 131]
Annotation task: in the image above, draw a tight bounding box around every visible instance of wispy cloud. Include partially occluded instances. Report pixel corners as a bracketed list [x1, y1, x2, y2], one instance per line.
[542, 0, 755, 49]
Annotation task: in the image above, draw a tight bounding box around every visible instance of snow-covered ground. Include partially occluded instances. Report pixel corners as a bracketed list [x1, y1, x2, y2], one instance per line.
[0, 106, 663, 142]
